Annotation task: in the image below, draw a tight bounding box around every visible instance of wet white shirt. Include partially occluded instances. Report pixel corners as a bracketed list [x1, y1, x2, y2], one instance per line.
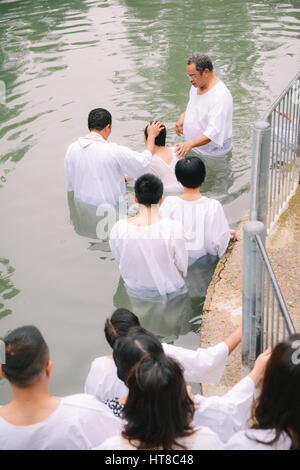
[64, 132, 152, 207]
[94, 426, 223, 450]
[147, 146, 183, 194]
[84, 342, 229, 402]
[159, 196, 230, 265]
[109, 218, 188, 298]
[193, 376, 255, 442]
[183, 81, 233, 156]
[222, 428, 292, 450]
[0, 394, 122, 450]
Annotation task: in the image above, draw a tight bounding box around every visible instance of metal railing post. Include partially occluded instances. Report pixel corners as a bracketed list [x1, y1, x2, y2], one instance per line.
[242, 220, 265, 376]
[250, 121, 271, 230]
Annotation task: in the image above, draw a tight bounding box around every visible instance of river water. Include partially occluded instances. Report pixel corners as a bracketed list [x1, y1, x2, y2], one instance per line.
[0, 0, 299, 402]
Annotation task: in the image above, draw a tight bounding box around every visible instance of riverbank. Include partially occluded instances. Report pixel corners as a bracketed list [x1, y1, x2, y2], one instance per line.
[200, 184, 300, 396]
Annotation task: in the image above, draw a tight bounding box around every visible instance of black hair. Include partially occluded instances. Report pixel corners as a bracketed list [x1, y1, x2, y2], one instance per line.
[88, 108, 112, 131]
[2, 326, 49, 388]
[251, 334, 300, 449]
[175, 156, 206, 188]
[134, 174, 163, 206]
[113, 327, 163, 383]
[104, 308, 140, 349]
[144, 122, 166, 147]
[187, 53, 213, 74]
[123, 353, 195, 449]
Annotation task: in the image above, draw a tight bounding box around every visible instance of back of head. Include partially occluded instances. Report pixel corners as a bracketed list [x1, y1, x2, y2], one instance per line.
[144, 122, 166, 147]
[123, 354, 195, 449]
[2, 326, 49, 388]
[104, 308, 140, 348]
[134, 173, 163, 206]
[253, 334, 300, 448]
[187, 52, 213, 74]
[88, 108, 112, 131]
[175, 156, 206, 188]
[113, 326, 163, 383]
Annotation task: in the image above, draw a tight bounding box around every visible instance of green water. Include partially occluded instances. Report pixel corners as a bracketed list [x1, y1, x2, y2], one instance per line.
[0, 0, 299, 402]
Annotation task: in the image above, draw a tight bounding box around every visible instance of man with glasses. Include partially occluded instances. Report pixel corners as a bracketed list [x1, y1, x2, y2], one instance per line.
[175, 53, 233, 158]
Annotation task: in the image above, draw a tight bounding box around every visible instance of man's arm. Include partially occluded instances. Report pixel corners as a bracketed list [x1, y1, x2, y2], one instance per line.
[223, 325, 242, 355]
[175, 134, 211, 158]
[175, 112, 186, 136]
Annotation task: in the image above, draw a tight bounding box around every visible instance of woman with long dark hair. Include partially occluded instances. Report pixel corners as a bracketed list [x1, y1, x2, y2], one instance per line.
[223, 334, 300, 450]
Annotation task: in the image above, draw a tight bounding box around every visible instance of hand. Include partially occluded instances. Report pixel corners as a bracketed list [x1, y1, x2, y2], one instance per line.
[147, 121, 164, 139]
[175, 116, 184, 136]
[230, 229, 241, 242]
[175, 141, 193, 158]
[186, 385, 199, 410]
[249, 348, 272, 385]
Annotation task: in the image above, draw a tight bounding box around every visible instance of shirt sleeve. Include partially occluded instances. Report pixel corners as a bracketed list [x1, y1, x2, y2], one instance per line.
[111, 144, 153, 178]
[193, 376, 255, 442]
[64, 148, 74, 191]
[109, 222, 121, 262]
[210, 202, 231, 258]
[170, 221, 188, 276]
[162, 342, 229, 383]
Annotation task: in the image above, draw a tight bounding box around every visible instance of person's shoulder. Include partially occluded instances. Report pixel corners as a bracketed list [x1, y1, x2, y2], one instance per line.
[162, 195, 182, 207]
[61, 393, 109, 413]
[93, 434, 123, 450]
[215, 80, 233, 99]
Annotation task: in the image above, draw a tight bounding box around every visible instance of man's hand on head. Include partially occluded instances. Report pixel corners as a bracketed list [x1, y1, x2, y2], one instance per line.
[147, 121, 164, 139]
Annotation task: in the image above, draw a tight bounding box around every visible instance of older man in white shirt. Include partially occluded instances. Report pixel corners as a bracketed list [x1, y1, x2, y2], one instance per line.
[64, 108, 163, 208]
[175, 53, 233, 158]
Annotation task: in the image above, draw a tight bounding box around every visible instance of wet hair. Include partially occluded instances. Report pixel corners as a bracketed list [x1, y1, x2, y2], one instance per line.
[104, 308, 140, 348]
[251, 334, 300, 449]
[2, 326, 49, 388]
[175, 156, 206, 188]
[134, 174, 163, 206]
[144, 122, 166, 147]
[113, 327, 163, 384]
[88, 108, 112, 131]
[187, 53, 213, 74]
[123, 353, 195, 449]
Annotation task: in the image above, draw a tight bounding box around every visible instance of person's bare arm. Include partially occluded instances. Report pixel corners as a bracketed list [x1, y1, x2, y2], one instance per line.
[175, 134, 211, 158]
[248, 348, 272, 385]
[175, 112, 186, 136]
[223, 325, 242, 355]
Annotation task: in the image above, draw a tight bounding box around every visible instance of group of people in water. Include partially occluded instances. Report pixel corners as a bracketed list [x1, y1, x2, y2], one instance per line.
[1, 53, 299, 450]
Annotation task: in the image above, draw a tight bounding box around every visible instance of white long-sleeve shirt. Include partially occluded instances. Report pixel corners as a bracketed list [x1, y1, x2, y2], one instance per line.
[0, 394, 122, 450]
[109, 218, 188, 298]
[84, 341, 229, 402]
[159, 196, 230, 265]
[64, 132, 152, 207]
[222, 428, 292, 450]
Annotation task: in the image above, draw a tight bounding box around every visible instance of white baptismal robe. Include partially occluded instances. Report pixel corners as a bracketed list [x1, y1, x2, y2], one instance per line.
[222, 428, 292, 450]
[147, 146, 183, 194]
[183, 81, 233, 156]
[84, 341, 229, 402]
[109, 218, 188, 298]
[95, 426, 223, 450]
[64, 132, 152, 207]
[0, 394, 121, 450]
[159, 196, 230, 265]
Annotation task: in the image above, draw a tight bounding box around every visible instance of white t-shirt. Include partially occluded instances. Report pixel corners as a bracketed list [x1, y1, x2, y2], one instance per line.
[64, 132, 152, 207]
[84, 342, 229, 402]
[183, 81, 233, 156]
[193, 376, 255, 442]
[222, 428, 292, 450]
[159, 196, 230, 265]
[109, 218, 188, 298]
[0, 394, 122, 450]
[94, 426, 223, 450]
[147, 146, 183, 194]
